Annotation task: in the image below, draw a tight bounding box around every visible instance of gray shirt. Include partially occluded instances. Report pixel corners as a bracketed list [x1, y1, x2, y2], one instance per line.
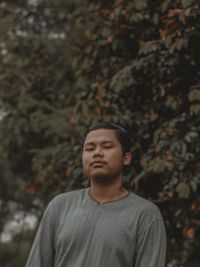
[26, 188, 166, 267]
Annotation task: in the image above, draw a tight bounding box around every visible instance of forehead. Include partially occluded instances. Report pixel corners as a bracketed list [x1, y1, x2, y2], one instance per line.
[84, 129, 119, 144]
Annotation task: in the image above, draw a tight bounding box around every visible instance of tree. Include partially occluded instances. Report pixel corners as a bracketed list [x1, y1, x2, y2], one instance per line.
[71, 0, 200, 265]
[0, 0, 80, 244]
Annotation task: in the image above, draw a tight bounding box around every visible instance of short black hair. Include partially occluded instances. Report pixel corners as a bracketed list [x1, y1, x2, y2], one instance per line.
[83, 122, 131, 154]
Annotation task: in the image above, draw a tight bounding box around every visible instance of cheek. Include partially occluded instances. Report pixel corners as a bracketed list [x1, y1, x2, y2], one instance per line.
[110, 149, 123, 160]
[82, 153, 89, 169]
[107, 152, 123, 167]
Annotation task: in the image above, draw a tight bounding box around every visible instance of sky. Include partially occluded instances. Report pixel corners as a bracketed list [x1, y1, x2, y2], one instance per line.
[0, 211, 37, 243]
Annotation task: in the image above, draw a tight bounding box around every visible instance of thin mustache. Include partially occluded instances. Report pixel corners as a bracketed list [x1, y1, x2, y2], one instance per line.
[89, 160, 107, 166]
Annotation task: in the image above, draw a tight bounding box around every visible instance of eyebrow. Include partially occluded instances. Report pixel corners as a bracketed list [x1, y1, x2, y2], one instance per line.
[84, 140, 114, 146]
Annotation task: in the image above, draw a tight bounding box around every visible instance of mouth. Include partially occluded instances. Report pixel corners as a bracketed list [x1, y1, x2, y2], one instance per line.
[90, 160, 107, 167]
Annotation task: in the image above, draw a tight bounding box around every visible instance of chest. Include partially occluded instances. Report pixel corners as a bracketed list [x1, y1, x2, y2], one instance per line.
[55, 204, 137, 254]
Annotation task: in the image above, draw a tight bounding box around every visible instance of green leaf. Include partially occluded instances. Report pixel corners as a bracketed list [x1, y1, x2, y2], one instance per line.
[181, 0, 195, 8]
[176, 182, 190, 199]
[190, 180, 197, 192]
[188, 88, 200, 101]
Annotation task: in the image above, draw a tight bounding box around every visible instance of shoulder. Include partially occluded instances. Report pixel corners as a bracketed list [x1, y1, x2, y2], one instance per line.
[127, 191, 163, 221]
[49, 188, 86, 207]
[38, 189, 87, 225]
[44, 188, 86, 214]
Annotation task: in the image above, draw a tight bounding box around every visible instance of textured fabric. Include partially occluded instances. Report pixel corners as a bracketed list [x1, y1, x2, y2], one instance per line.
[26, 188, 166, 267]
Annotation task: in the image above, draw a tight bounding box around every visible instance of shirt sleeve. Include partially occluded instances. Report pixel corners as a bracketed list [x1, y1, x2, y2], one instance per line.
[134, 211, 167, 267]
[25, 201, 56, 267]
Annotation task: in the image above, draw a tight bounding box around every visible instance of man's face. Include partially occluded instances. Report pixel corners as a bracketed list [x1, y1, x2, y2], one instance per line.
[82, 129, 132, 184]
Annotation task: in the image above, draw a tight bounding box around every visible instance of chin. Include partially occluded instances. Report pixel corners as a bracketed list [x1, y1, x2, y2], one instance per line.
[89, 170, 108, 179]
[89, 173, 118, 185]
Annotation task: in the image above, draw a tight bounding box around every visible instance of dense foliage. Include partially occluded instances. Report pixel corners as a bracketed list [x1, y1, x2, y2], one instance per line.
[0, 0, 200, 266]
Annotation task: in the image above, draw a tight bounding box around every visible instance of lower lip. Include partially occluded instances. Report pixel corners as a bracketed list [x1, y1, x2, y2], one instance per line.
[92, 162, 105, 167]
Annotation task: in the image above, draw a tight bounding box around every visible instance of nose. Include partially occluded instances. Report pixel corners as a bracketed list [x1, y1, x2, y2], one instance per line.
[93, 147, 104, 158]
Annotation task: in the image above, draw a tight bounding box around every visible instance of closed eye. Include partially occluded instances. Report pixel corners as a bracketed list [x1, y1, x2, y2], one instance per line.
[103, 145, 113, 149]
[84, 147, 94, 151]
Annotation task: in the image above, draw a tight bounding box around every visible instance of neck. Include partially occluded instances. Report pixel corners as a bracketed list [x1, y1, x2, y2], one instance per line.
[90, 178, 128, 204]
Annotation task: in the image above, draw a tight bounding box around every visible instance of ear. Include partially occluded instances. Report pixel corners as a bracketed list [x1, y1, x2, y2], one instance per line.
[123, 152, 132, 166]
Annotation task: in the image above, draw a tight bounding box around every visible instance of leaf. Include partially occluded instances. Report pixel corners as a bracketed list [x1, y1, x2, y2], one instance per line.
[188, 88, 200, 101]
[165, 95, 178, 110]
[170, 38, 188, 53]
[190, 104, 200, 114]
[152, 158, 167, 173]
[161, 0, 173, 13]
[190, 181, 197, 192]
[134, 0, 147, 10]
[176, 182, 190, 199]
[0, 15, 15, 33]
[110, 64, 135, 93]
[139, 41, 160, 55]
[181, 0, 195, 8]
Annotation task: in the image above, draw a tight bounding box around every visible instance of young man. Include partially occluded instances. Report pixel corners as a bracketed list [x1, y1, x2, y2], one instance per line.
[26, 122, 167, 267]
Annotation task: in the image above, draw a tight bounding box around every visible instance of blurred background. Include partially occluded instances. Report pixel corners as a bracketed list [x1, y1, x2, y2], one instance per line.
[0, 0, 200, 266]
